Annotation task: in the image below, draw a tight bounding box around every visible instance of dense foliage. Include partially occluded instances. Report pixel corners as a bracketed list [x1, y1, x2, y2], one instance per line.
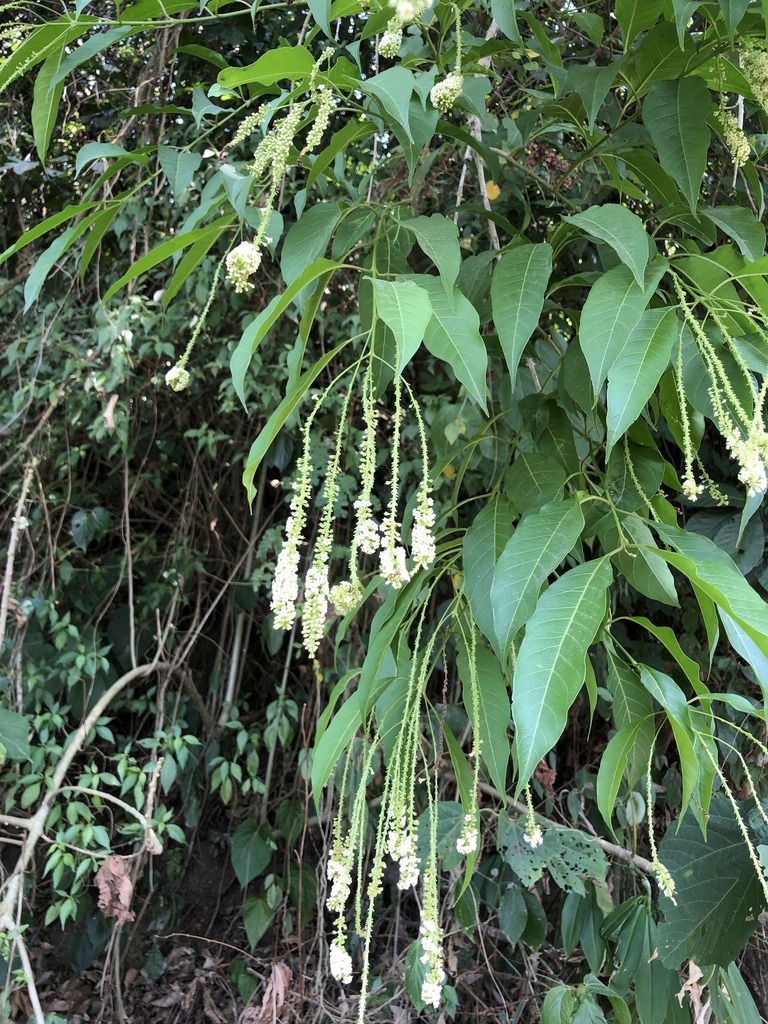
[4, 1, 768, 1022]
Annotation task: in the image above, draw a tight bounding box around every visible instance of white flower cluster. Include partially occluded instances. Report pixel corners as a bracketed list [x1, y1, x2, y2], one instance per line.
[715, 100, 750, 168]
[271, 516, 302, 629]
[353, 498, 380, 555]
[378, 27, 403, 58]
[327, 850, 353, 914]
[225, 240, 262, 294]
[456, 814, 478, 855]
[726, 429, 768, 497]
[430, 71, 464, 113]
[302, 558, 330, 656]
[654, 859, 677, 904]
[165, 365, 190, 392]
[380, 535, 411, 589]
[387, 814, 420, 889]
[391, 0, 430, 23]
[329, 580, 359, 615]
[411, 495, 436, 570]
[524, 823, 543, 849]
[329, 937, 353, 984]
[419, 918, 445, 1008]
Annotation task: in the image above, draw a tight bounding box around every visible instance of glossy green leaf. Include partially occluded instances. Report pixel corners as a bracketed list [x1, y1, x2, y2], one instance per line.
[491, 243, 553, 390]
[566, 204, 650, 287]
[363, 66, 415, 141]
[606, 307, 679, 455]
[0, 17, 96, 96]
[616, 0, 664, 47]
[643, 77, 713, 212]
[491, 499, 585, 660]
[281, 202, 342, 299]
[596, 722, 651, 830]
[102, 221, 234, 304]
[217, 46, 314, 88]
[492, 0, 521, 41]
[230, 258, 340, 407]
[415, 276, 488, 411]
[513, 558, 613, 792]
[32, 49, 65, 165]
[605, 650, 655, 791]
[653, 523, 768, 660]
[505, 453, 566, 516]
[580, 260, 667, 394]
[243, 894, 273, 948]
[639, 665, 700, 816]
[457, 638, 510, 795]
[657, 797, 767, 968]
[568, 64, 619, 128]
[717, 0, 751, 36]
[158, 146, 202, 197]
[403, 214, 461, 292]
[463, 496, 515, 651]
[616, 517, 678, 606]
[75, 142, 137, 178]
[702, 207, 766, 262]
[372, 279, 432, 374]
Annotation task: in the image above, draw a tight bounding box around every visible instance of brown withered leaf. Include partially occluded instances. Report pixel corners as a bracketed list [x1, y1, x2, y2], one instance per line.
[256, 962, 291, 1022]
[94, 855, 135, 925]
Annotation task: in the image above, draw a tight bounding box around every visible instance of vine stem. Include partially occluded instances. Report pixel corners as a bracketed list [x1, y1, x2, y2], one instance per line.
[0, 459, 37, 687]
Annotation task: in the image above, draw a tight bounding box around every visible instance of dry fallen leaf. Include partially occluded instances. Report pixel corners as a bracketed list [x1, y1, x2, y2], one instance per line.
[257, 962, 292, 1022]
[94, 855, 135, 925]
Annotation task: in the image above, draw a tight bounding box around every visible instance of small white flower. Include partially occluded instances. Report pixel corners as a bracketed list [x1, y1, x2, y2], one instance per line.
[681, 475, 704, 502]
[271, 537, 301, 630]
[302, 561, 329, 655]
[329, 580, 360, 615]
[654, 859, 677, 904]
[165, 365, 190, 392]
[421, 978, 444, 1009]
[394, 0, 416, 21]
[326, 852, 353, 913]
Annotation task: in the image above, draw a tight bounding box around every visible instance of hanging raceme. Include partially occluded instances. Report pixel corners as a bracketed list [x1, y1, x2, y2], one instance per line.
[671, 275, 768, 501]
[268, 352, 437, 656]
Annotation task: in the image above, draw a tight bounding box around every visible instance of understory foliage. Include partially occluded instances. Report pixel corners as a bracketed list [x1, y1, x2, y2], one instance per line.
[5, 1, 768, 1022]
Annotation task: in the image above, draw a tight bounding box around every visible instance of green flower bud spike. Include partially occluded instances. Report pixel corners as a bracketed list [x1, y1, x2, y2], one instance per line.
[165, 254, 225, 392]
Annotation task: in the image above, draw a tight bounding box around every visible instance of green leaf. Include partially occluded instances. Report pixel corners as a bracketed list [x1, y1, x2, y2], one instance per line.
[513, 558, 613, 792]
[653, 523, 768, 660]
[281, 202, 342, 308]
[616, 0, 663, 48]
[541, 986, 576, 1024]
[372, 279, 432, 375]
[0, 17, 96, 96]
[505, 452, 567, 516]
[75, 142, 136, 177]
[643, 78, 713, 212]
[639, 665, 700, 816]
[657, 797, 767, 968]
[500, 816, 608, 895]
[415, 276, 488, 411]
[702, 207, 766, 262]
[191, 87, 225, 127]
[217, 46, 315, 89]
[243, 894, 274, 948]
[402, 214, 461, 292]
[162, 218, 232, 308]
[717, 0, 751, 36]
[606, 307, 679, 455]
[308, 0, 331, 35]
[491, 243, 553, 390]
[596, 721, 651, 830]
[363, 66, 416, 141]
[24, 219, 92, 311]
[457, 639, 510, 795]
[231, 821, 274, 887]
[0, 709, 31, 762]
[673, 1, 702, 47]
[568, 63, 620, 128]
[242, 337, 352, 503]
[566, 205, 650, 287]
[32, 48, 65, 165]
[580, 260, 667, 395]
[231, 258, 340, 408]
[616, 518, 678, 606]
[498, 888, 528, 948]
[492, 0, 521, 41]
[463, 496, 515, 651]
[491, 499, 585, 661]
[103, 221, 234, 305]
[158, 146, 202, 197]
